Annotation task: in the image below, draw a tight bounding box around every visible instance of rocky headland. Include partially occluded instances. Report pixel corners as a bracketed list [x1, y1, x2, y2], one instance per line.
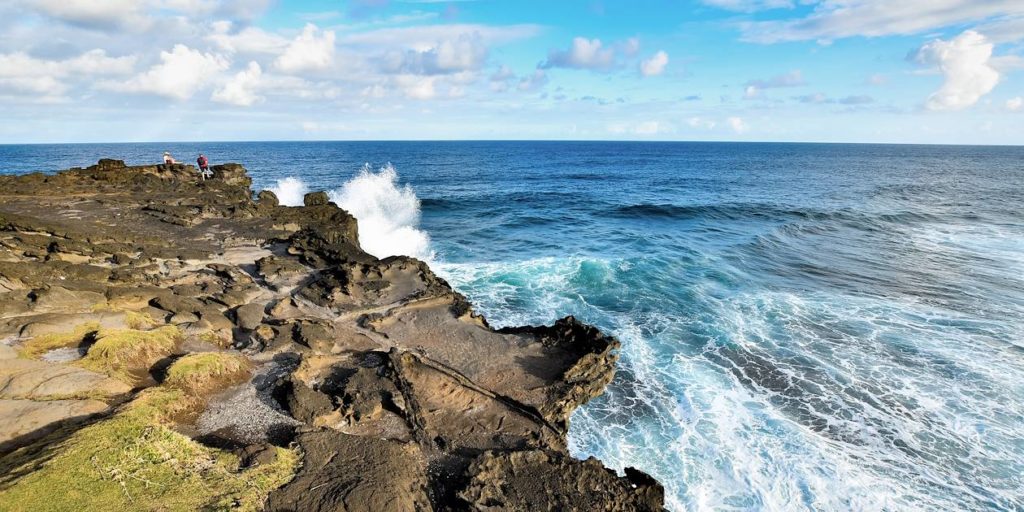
[0, 159, 664, 511]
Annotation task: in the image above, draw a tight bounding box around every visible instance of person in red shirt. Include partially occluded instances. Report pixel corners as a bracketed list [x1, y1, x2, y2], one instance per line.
[197, 153, 210, 180]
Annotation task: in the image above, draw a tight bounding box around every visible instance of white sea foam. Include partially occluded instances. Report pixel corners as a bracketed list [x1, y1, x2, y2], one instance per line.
[269, 176, 308, 206]
[268, 164, 433, 261]
[437, 253, 1024, 512]
[329, 163, 434, 261]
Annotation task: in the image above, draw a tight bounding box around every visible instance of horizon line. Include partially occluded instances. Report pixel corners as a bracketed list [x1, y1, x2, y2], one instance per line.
[2, 139, 1022, 148]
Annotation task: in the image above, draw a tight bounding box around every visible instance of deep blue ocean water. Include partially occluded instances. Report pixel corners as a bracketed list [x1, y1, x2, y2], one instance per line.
[2, 141, 1023, 511]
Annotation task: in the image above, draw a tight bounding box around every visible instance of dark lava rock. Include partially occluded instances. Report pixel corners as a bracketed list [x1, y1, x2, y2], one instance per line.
[257, 190, 279, 207]
[234, 303, 265, 331]
[303, 191, 331, 207]
[458, 450, 666, 512]
[266, 429, 432, 512]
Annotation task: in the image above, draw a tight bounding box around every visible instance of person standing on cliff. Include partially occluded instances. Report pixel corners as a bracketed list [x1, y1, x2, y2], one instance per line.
[197, 153, 210, 180]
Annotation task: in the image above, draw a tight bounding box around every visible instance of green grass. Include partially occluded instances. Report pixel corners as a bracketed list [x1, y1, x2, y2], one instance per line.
[17, 323, 99, 359]
[0, 355, 298, 512]
[79, 326, 182, 385]
[164, 352, 251, 395]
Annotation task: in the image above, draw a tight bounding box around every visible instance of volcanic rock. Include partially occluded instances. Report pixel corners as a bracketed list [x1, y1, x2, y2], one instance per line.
[0, 158, 665, 511]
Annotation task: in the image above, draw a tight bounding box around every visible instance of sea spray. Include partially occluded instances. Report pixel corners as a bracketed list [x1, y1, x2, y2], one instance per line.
[269, 177, 308, 207]
[264, 165, 434, 261]
[329, 164, 434, 261]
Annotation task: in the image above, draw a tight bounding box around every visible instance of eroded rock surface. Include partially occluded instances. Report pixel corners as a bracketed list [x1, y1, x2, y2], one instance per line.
[0, 159, 664, 511]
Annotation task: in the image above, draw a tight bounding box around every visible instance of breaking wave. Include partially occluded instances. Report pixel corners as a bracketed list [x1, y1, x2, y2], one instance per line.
[269, 177, 309, 207]
[267, 164, 434, 261]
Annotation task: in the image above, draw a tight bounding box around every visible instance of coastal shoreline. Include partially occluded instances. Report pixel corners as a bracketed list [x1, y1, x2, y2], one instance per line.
[0, 159, 665, 511]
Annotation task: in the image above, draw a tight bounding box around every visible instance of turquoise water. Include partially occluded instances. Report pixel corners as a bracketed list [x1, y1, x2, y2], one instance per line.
[3, 141, 1022, 511]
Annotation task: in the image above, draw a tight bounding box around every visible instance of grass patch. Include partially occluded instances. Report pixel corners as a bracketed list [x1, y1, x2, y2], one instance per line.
[164, 352, 251, 396]
[79, 326, 182, 385]
[125, 310, 158, 330]
[18, 322, 99, 359]
[0, 386, 299, 512]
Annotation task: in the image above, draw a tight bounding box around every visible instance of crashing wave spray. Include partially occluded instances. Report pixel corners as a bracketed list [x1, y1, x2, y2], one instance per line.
[269, 177, 308, 207]
[267, 164, 434, 261]
[329, 163, 434, 261]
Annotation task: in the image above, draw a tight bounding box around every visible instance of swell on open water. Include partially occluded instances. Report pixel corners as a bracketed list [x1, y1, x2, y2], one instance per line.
[3, 141, 1022, 511]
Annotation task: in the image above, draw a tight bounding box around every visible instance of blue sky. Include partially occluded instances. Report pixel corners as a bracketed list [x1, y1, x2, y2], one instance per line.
[1, 0, 1022, 144]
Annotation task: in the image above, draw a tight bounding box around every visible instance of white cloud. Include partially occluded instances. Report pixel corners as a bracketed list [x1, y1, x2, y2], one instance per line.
[383, 32, 488, 75]
[394, 75, 438, 99]
[728, 116, 749, 134]
[739, 1, 1024, 43]
[542, 37, 616, 71]
[975, 15, 1024, 43]
[274, 23, 336, 74]
[1007, 96, 1023, 111]
[915, 30, 1000, 111]
[207, 25, 290, 54]
[340, 23, 540, 47]
[640, 50, 669, 77]
[0, 49, 135, 98]
[102, 44, 228, 100]
[211, 61, 263, 106]
[25, 0, 151, 30]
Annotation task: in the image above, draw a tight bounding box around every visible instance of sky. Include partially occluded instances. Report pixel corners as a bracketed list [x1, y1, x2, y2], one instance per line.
[0, 0, 1022, 144]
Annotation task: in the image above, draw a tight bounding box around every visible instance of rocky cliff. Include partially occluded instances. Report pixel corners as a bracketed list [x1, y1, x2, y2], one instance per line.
[0, 159, 664, 511]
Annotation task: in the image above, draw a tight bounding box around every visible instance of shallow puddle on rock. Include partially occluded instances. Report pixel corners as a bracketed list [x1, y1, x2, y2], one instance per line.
[41, 346, 87, 363]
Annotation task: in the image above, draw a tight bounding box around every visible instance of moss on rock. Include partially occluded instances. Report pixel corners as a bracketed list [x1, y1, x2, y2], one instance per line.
[17, 323, 99, 359]
[79, 326, 182, 385]
[164, 352, 251, 396]
[0, 386, 299, 512]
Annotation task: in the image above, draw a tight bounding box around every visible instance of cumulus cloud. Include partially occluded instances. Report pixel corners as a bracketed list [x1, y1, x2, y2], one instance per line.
[640, 50, 669, 77]
[211, 61, 263, 106]
[1006, 96, 1022, 111]
[915, 30, 1000, 111]
[739, 0, 1024, 44]
[383, 32, 488, 75]
[0, 49, 136, 98]
[274, 24, 336, 74]
[542, 37, 616, 71]
[102, 44, 228, 100]
[207, 24, 290, 54]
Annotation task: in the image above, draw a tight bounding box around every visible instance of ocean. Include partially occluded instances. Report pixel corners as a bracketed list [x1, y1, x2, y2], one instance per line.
[2, 141, 1022, 511]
